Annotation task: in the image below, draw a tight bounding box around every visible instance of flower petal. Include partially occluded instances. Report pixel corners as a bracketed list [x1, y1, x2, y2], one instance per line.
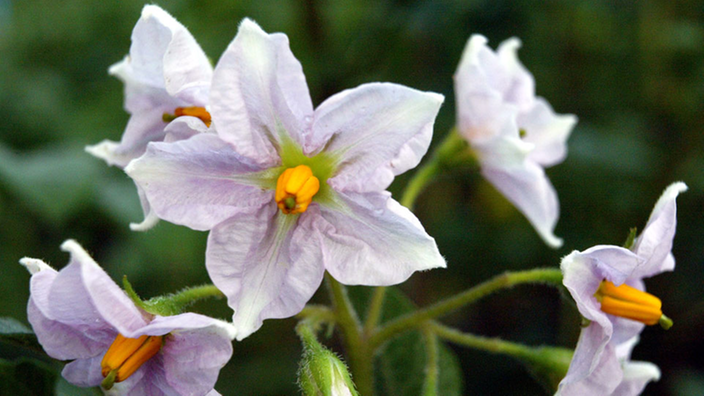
[160, 324, 233, 394]
[612, 361, 660, 396]
[119, 5, 211, 105]
[481, 160, 562, 247]
[129, 183, 160, 232]
[163, 115, 210, 143]
[126, 133, 272, 231]
[517, 97, 577, 167]
[455, 35, 527, 142]
[313, 83, 443, 193]
[557, 338, 623, 395]
[27, 299, 112, 361]
[317, 190, 445, 285]
[61, 355, 106, 387]
[86, 107, 170, 168]
[210, 18, 312, 167]
[206, 204, 325, 340]
[632, 182, 687, 278]
[46, 240, 148, 335]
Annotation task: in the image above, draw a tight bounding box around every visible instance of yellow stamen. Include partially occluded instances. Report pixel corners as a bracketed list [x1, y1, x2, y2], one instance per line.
[595, 281, 663, 325]
[275, 165, 320, 215]
[163, 106, 212, 127]
[100, 334, 163, 387]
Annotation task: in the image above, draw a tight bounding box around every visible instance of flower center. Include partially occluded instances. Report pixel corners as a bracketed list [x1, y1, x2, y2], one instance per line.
[595, 281, 671, 328]
[162, 106, 212, 127]
[275, 165, 320, 215]
[100, 334, 163, 390]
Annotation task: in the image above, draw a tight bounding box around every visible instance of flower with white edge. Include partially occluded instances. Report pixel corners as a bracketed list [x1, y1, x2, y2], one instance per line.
[22, 240, 234, 396]
[557, 182, 687, 395]
[454, 34, 577, 248]
[86, 4, 213, 231]
[126, 19, 446, 340]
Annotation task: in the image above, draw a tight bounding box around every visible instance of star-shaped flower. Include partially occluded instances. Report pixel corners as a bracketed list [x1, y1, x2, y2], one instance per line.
[22, 240, 234, 396]
[454, 34, 577, 248]
[557, 182, 687, 395]
[86, 5, 213, 230]
[126, 19, 446, 340]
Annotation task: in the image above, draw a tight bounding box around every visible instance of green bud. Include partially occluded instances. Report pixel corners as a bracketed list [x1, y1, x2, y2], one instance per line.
[297, 323, 358, 396]
[299, 350, 358, 396]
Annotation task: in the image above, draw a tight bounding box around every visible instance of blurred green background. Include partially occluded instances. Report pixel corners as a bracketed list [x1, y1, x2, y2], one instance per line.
[1, 0, 702, 395]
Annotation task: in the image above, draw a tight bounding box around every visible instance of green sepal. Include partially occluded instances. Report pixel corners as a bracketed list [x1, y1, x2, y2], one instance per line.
[623, 227, 638, 249]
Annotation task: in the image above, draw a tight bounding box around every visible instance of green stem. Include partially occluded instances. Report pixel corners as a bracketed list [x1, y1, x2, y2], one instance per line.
[370, 268, 563, 348]
[326, 274, 374, 395]
[363, 286, 387, 336]
[400, 160, 440, 210]
[156, 284, 224, 307]
[400, 128, 469, 210]
[430, 322, 539, 361]
[295, 320, 325, 354]
[421, 325, 439, 396]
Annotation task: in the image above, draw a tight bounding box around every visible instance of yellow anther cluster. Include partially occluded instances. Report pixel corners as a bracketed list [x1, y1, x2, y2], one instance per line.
[275, 165, 320, 215]
[163, 106, 212, 127]
[596, 281, 662, 325]
[101, 334, 163, 388]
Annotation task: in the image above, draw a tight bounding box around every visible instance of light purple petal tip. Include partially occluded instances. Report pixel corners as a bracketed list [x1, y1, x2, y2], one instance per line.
[318, 191, 445, 286]
[209, 18, 312, 168]
[631, 182, 687, 278]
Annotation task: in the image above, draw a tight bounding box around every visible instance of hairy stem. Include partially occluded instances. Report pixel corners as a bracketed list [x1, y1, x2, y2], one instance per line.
[370, 268, 563, 348]
[326, 274, 374, 395]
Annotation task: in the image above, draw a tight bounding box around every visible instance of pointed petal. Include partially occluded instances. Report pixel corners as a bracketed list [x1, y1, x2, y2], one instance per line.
[317, 191, 445, 285]
[632, 182, 687, 278]
[28, 290, 113, 360]
[454, 35, 526, 142]
[612, 361, 660, 396]
[129, 185, 160, 232]
[118, 5, 211, 104]
[86, 107, 170, 168]
[313, 83, 443, 192]
[126, 134, 272, 231]
[481, 160, 562, 247]
[46, 240, 148, 335]
[495, 37, 536, 111]
[206, 205, 325, 340]
[517, 97, 577, 166]
[210, 19, 312, 167]
[24, 260, 112, 360]
[19, 257, 53, 275]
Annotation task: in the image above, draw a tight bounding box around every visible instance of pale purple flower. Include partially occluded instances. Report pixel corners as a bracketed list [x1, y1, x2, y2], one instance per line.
[126, 19, 446, 340]
[86, 5, 212, 231]
[454, 34, 577, 248]
[22, 240, 234, 396]
[557, 182, 687, 395]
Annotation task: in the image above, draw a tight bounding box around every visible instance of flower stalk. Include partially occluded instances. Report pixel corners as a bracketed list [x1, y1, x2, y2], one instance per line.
[325, 274, 374, 395]
[369, 268, 563, 349]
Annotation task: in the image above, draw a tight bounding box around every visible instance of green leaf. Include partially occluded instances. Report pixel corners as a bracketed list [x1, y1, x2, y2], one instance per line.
[0, 317, 32, 334]
[0, 357, 57, 396]
[347, 287, 463, 396]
